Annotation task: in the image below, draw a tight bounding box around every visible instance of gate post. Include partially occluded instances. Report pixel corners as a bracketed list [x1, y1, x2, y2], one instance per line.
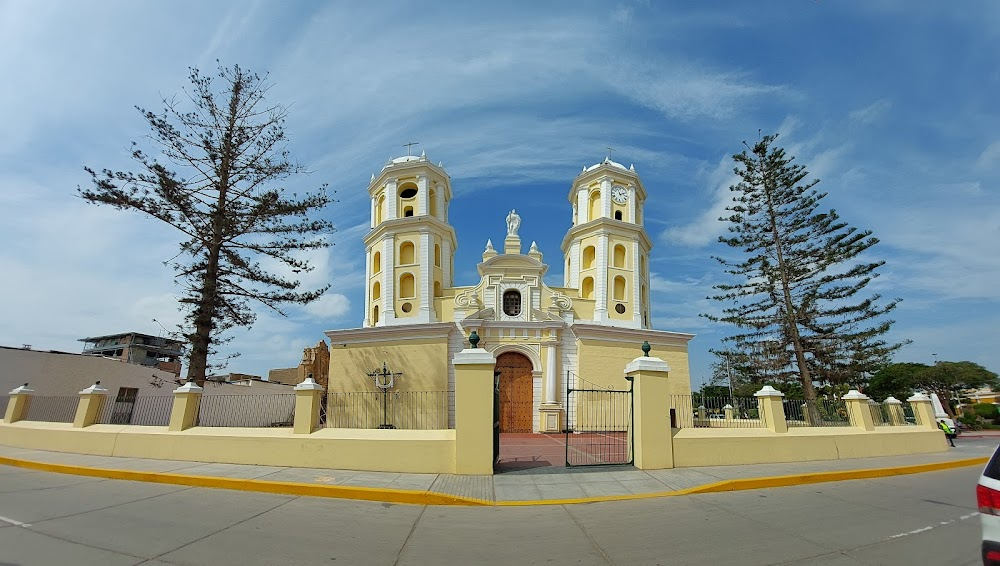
[293, 376, 324, 434]
[453, 340, 496, 475]
[73, 382, 108, 428]
[625, 353, 672, 470]
[169, 381, 203, 432]
[843, 390, 875, 431]
[3, 384, 33, 424]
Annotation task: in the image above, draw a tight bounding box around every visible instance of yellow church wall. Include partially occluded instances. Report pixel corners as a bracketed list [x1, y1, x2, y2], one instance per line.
[575, 338, 691, 397]
[327, 338, 449, 393]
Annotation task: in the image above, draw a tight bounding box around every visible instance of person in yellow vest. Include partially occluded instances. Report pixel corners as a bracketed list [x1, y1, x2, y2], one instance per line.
[938, 420, 956, 447]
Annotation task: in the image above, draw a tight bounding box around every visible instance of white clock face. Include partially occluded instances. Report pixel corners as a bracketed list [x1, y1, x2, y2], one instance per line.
[612, 186, 628, 204]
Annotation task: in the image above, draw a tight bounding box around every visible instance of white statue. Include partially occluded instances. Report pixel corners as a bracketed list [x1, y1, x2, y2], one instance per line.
[505, 209, 521, 236]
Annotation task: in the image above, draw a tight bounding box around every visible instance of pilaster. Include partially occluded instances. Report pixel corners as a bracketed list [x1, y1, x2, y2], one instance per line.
[3, 384, 33, 423]
[419, 230, 433, 322]
[453, 347, 496, 475]
[754, 385, 787, 433]
[906, 393, 938, 429]
[594, 234, 609, 322]
[73, 382, 108, 428]
[293, 377, 324, 434]
[843, 390, 875, 431]
[382, 236, 396, 325]
[625, 355, 672, 470]
[169, 381, 203, 432]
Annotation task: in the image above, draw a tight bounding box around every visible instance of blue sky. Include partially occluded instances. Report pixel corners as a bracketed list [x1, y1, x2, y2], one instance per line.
[1, 1, 998, 386]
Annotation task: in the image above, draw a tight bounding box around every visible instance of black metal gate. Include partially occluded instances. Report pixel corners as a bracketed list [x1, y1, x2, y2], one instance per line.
[564, 375, 633, 467]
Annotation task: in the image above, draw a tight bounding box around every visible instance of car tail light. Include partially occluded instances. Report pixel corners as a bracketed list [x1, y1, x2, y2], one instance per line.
[978, 484, 1000, 515]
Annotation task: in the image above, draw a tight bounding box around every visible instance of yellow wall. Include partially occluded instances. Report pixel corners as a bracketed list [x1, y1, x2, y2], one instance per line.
[327, 338, 449, 393]
[672, 427, 947, 467]
[0, 421, 455, 474]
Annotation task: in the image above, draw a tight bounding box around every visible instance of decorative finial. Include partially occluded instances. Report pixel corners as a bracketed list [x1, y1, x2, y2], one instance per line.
[529, 241, 539, 253]
[469, 330, 480, 348]
[641, 341, 651, 357]
[370, 173, 375, 182]
[629, 164, 635, 172]
[438, 161, 444, 167]
[485, 239, 495, 252]
[420, 149, 426, 158]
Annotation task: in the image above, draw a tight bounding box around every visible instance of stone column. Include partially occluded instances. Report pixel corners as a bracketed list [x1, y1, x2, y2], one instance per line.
[453, 342, 496, 475]
[906, 393, 938, 429]
[382, 236, 396, 325]
[293, 376, 324, 434]
[419, 230, 433, 322]
[723, 404, 736, 421]
[539, 339, 563, 433]
[625, 354, 672, 470]
[168, 381, 203, 432]
[73, 382, 108, 428]
[754, 386, 788, 433]
[883, 396, 905, 426]
[3, 384, 33, 424]
[843, 389, 875, 431]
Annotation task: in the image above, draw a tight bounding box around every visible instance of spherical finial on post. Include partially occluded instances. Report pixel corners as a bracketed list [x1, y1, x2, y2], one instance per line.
[469, 330, 480, 348]
[641, 341, 651, 357]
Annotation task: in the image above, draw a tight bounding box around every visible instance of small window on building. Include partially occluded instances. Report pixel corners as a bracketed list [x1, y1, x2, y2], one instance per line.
[615, 303, 626, 314]
[399, 185, 418, 199]
[373, 305, 380, 324]
[614, 210, 623, 221]
[116, 387, 138, 402]
[502, 290, 522, 316]
[404, 206, 414, 217]
[401, 302, 413, 313]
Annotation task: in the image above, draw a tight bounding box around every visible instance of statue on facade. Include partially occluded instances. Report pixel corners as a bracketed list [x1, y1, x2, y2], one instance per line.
[506, 209, 521, 236]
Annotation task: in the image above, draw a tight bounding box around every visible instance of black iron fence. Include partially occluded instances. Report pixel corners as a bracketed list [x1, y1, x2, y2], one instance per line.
[22, 396, 78, 423]
[670, 395, 766, 429]
[197, 394, 296, 428]
[98, 395, 174, 426]
[326, 391, 450, 430]
[783, 398, 853, 427]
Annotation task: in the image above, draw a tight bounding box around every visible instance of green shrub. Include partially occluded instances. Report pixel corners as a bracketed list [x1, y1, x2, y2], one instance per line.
[973, 403, 1000, 420]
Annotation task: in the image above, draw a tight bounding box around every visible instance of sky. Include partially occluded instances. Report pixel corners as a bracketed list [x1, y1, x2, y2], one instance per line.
[1, 1, 998, 388]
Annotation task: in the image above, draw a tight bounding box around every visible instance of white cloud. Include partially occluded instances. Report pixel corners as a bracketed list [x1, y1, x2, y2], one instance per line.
[303, 293, 351, 321]
[849, 98, 892, 125]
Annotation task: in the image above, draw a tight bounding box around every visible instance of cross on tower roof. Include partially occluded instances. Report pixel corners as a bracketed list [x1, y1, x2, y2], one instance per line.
[403, 141, 419, 156]
[606, 146, 615, 160]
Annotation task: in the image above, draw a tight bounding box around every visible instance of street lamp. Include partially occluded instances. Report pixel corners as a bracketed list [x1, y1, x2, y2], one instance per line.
[367, 362, 402, 429]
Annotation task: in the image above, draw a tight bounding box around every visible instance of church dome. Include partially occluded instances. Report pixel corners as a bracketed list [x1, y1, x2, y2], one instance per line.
[584, 157, 629, 173]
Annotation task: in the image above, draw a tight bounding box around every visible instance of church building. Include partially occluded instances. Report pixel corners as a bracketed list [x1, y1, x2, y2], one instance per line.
[325, 152, 694, 433]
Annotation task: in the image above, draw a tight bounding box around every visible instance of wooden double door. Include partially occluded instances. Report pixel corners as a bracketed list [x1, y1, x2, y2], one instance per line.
[496, 352, 534, 433]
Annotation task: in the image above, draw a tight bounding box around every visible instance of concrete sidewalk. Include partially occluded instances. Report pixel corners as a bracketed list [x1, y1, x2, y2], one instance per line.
[1, 439, 996, 506]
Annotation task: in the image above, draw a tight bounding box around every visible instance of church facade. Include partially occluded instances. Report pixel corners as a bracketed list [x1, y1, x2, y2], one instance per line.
[325, 153, 694, 433]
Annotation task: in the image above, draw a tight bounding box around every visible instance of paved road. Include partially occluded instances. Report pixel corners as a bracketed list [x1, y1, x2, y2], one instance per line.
[0, 460, 986, 565]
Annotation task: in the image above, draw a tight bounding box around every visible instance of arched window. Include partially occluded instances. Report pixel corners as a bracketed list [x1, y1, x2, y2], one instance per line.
[641, 284, 647, 306]
[581, 277, 594, 299]
[502, 290, 522, 316]
[434, 280, 442, 297]
[375, 194, 384, 225]
[434, 243, 441, 267]
[614, 210, 623, 221]
[429, 188, 438, 218]
[399, 273, 415, 298]
[398, 183, 418, 199]
[613, 244, 626, 268]
[582, 245, 596, 270]
[372, 251, 381, 274]
[640, 255, 646, 278]
[613, 276, 627, 301]
[589, 190, 601, 221]
[399, 241, 415, 265]
[372, 305, 379, 324]
[403, 206, 414, 217]
[372, 281, 381, 300]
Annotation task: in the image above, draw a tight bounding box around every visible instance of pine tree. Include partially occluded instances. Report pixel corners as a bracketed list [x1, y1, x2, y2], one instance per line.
[704, 133, 904, 423]
[80, 64, 334, 384]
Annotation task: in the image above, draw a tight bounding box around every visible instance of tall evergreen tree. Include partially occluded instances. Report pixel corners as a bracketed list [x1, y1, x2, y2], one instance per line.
[704, 133, 904, 423]
[80, 64, 334, 384]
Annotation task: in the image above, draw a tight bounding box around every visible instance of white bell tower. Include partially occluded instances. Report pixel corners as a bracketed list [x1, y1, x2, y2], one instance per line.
[363, 151, 457, 327]
[560, 158, 652, 329]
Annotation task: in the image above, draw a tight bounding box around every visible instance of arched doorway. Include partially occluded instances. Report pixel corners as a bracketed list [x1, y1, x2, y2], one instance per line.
[496, 352, 533, 433]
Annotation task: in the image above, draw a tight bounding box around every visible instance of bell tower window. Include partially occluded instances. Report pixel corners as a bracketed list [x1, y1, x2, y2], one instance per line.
[614, 210, 623, 221]
[502, 290, 522, 316]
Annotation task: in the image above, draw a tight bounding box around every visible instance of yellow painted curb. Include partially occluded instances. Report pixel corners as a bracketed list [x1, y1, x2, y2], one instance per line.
[0, 455, 987, 507]
[0, 456, 490, 507]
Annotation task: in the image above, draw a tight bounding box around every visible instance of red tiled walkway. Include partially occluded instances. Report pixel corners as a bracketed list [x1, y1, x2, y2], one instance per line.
[496, 433, 567, 472]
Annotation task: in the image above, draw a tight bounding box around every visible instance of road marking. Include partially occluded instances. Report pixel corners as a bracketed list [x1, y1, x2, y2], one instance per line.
[885, 513, 978, 540]
[0, 515, 31, 527]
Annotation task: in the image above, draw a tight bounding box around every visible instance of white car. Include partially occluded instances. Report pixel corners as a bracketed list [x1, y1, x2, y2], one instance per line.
[977, 444, 1000, 565]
